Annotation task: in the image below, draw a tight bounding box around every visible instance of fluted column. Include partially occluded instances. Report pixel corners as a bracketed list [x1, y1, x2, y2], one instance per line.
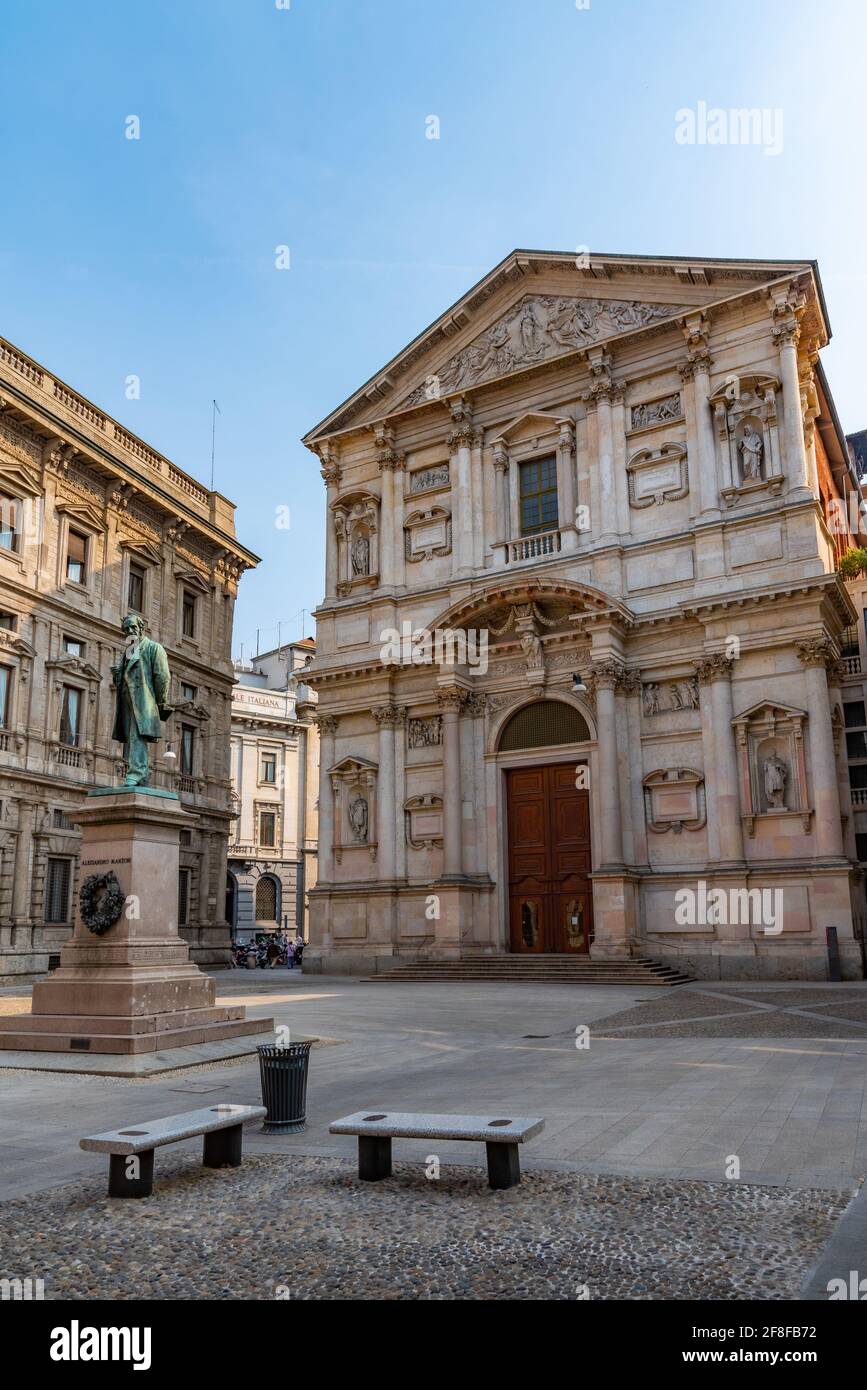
[374, 424, 396, 588]
[319, 447, 341, 602]
[437, 686, 465, 879]
[797, 640, 845, 858]
[493, 444, 510, 566]
[697, 655, 743, 865]
[680, 316, 718, 517]
[622, 671, 648, 867]
[313, 714, 338, 881]
[448, 398, 474, 577]
[775, 321, 810, 495]
[586, 356, 617, 544]
[373, 704, 403, 882]
[590, 661, 624, 868]
[556, 422, 578, 552]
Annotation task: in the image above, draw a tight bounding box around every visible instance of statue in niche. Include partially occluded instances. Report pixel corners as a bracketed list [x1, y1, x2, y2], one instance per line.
[350, 534, 370, 576]
[763, 753, 788, 809]
[348, 795, 369, 843]
[643, 683, 661, 716]
[739, 425, 764, 481]
[520, 631, 543, 670]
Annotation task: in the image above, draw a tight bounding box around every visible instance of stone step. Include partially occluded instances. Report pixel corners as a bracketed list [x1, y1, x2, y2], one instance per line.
[361, 957, 692, 986]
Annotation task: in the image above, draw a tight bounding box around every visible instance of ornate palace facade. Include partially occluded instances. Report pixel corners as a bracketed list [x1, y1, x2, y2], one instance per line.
[303, 251, 864, 980]
[0, 332, 257, 983]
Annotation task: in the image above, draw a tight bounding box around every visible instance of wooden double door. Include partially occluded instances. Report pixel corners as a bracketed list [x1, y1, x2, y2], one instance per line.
[506, 764, 593, 954]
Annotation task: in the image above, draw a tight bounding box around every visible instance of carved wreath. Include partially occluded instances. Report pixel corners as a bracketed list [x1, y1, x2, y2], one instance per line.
[79, 871, 125, 936]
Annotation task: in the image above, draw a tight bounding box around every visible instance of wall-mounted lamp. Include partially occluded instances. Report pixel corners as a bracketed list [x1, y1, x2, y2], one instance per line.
[572, 672, 588, 694]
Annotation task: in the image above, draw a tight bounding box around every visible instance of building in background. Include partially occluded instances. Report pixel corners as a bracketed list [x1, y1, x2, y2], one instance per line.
[0, 330, 258, 983]
[303, 250, 866, 981]
[227, 639, 318, 941]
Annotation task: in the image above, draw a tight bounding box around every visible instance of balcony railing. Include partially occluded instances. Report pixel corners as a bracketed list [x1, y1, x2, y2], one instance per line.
[56, 746, 83, 768]
[502, 528, 563, 564]
[842, 654, 862, 675]
[851, 787, 867, 806]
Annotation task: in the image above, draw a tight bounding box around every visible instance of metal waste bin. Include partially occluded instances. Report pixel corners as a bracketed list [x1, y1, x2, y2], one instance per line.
[257, 1042, 313, 1133]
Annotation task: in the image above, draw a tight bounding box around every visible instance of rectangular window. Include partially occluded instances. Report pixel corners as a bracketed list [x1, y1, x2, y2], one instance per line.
[0, 667, 11, 729]
[178, 868, 190, 926]
[62, 636, 84, 658]
[841, 623, 860, 658]
[181, 682, 196, 702]
[180, 724, 195, 775]
[128, 563, 145, 613]
[52, 808, 74, 830]
[45, 858, 72, 924]
[844, 701, 866, 729]
[59, 685, 81, 746]
[259, 810, 277, 848]
[0, 494, 21, 553]
[847, 731, 867, 761]
[66, 529, 88, 584]
[182, 591, 197, 638]
[0, 612, 16, 631]
[260, 752, 277, 784]
[849, 765, 867, 790]
[519, 456, 559, 536]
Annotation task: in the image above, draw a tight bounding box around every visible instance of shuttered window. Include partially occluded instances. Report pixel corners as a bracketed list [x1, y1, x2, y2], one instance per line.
[498, 700, 590, 751]
[45, 858, 72, 924]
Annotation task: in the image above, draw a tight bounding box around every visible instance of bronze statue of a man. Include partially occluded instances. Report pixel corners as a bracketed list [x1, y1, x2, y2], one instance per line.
[111, 614, 173, 787]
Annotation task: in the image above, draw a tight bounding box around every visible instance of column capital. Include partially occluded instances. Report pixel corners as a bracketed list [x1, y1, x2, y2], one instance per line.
[796, 637, 836, 670]
[589, 658, 626, 691]
[372, 703, 406, 726]
[773, 322, 801, 350]
[696, 653, 734, 684]
[313, 713, 339, 736]
[447, 396, 474, 450]
[492, 443, 509, 471]
[558, 422, 575, 450]
[463, 691, 488, 718]
[436, 686, 467, 712]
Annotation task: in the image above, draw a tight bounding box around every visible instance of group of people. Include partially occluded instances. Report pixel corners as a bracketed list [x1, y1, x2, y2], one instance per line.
[230, 930, 305, 970]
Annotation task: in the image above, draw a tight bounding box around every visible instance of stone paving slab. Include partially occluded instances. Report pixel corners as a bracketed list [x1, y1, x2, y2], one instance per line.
[0, 1153, 850, 1301]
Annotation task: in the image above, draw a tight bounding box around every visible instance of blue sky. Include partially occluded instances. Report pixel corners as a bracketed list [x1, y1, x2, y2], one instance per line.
[1, 0, 865, 658]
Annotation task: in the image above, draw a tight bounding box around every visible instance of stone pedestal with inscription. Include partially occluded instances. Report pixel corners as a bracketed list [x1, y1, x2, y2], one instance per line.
[0, 789, 272, 1059]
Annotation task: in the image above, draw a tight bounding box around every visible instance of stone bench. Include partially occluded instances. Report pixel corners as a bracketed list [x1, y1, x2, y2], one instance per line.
[329, 1110, 545, 1189]
[80, 1103, 266, 1198]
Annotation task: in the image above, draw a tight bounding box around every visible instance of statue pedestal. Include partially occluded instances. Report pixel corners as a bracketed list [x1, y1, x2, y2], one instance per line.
[0, 789, 273, 1059]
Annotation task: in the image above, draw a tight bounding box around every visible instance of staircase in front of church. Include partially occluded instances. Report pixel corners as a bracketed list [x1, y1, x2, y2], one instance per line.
[361, 955, 692, 986]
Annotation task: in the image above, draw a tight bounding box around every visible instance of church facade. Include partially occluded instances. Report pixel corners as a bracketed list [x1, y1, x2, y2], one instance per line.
[303, 250, 865, 980]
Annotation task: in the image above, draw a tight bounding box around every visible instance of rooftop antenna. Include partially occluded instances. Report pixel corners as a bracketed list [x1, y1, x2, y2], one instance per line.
[210, 399, 221, 491]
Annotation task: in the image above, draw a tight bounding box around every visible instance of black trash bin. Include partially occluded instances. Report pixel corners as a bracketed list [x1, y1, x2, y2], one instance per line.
[257, 1042, 313, 1133]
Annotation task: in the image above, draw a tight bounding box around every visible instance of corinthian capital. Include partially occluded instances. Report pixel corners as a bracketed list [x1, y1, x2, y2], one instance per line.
[696, 654, 734, 684]
[313, 713, 339, 736]
[436, 686, 466, 712]
[796, 637, 836, 669]
[588, 658, 626, 691]
[373, 703, 406, 727]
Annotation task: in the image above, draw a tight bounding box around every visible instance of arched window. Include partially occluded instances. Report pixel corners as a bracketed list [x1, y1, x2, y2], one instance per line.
[255, 875, 279, 923]
[498, 700, 590, 752]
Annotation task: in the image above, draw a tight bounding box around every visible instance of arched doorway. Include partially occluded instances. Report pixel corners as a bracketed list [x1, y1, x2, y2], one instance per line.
[499, 700, 594, 954]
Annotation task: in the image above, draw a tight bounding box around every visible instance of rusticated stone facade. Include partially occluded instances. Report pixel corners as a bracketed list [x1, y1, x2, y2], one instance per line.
[302, 250, 865, 980]
[0, 332, 257, 982]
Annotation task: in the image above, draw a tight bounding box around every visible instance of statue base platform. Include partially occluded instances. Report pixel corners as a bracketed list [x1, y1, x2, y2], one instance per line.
[0, 788, 273, 1060]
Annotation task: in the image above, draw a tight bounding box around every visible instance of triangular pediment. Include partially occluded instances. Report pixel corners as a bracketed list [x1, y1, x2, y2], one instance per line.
[732, 700, 806, 726]
[328, 754, 377, 775]
[0, 457, 41, 497]
[304, 249, 820, 444]
[173, 565, 211, 594]
[492, 411, 571, 446]
[55, 500, 105, 531]
[118, 537, 163, 565]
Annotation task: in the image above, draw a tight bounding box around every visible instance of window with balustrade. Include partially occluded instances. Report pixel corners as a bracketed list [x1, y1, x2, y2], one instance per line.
[59, 684, 81, 747]
[845, 699, 867, 801]
[0, 667, 11, 730]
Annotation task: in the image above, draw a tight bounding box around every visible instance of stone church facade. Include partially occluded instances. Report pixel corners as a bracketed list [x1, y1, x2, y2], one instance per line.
[303, 250, 864, 980]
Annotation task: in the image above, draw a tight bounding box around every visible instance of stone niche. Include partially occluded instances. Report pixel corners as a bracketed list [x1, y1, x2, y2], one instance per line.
[709, 374, 784, 505]
[329, 755, 378, 863]
[333, 493, 379, 596]
[643, 768, 706, 833]
[732, 701, 812, 837]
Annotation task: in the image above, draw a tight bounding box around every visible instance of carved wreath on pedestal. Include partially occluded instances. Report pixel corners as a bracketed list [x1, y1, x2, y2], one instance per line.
[79, 871, 125, 936]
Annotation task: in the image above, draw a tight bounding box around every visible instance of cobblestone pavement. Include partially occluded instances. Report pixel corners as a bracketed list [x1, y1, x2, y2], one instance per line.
[0, 1152, 851, 1301]
[591, 987, 867, 1039]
